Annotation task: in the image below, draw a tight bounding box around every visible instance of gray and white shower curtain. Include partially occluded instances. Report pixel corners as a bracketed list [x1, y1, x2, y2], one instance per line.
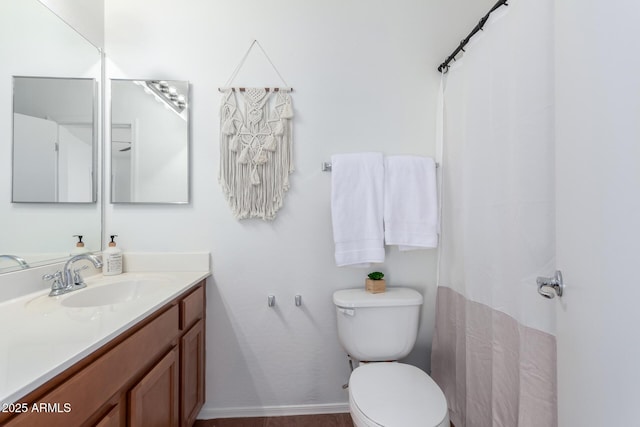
[431, 1, 557, 426]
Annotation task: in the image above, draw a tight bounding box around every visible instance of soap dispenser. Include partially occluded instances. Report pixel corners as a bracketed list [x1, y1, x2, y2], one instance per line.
[103, 235, 123, 276]
[71, 235, 89, 255]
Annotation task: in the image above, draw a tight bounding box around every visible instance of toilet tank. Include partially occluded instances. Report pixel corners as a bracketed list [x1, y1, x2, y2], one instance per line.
[333, 287, 423, 362]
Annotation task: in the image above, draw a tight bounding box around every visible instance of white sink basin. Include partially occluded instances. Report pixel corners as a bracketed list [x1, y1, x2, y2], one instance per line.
[61, 279, 169, 308]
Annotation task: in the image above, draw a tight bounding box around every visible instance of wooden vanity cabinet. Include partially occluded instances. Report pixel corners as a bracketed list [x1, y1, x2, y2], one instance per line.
[2, 280, 206, 427]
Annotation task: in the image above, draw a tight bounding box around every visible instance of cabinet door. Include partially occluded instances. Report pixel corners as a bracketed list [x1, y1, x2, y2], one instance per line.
[180, 319, 205, 427]
[94, 404, 121, 427]
[129, 346, 179, 427]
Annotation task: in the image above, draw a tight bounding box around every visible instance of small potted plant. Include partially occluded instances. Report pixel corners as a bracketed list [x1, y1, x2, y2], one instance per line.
[365, 271, 386, 294]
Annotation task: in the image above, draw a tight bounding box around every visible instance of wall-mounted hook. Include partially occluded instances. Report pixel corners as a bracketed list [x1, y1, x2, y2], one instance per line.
[268, 295, 276, 307]
[537, 270, 564, 299]
[295, 294, 302, 307]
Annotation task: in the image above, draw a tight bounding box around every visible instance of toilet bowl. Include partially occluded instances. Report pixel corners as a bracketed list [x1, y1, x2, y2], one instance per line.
[348, 363, 449, 427]
[333, 288, 449, 427]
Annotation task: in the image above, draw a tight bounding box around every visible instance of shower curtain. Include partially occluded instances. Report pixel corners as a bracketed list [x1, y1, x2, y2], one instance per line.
[431, 1, 557, 426]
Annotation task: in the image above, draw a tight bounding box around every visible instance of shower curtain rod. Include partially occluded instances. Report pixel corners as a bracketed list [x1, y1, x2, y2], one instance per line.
[437, 0, 508, 73]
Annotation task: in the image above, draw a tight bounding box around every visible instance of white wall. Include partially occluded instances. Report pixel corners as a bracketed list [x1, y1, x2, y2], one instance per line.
[12, 114, 57, 202]
[58, 125, 93, 202]
[105, 0, 496, 417]
[38, 0, 104, 49]
[555, 1, 640, 425]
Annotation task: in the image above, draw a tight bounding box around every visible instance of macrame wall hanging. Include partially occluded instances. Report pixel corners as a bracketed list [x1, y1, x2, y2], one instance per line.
[219, 40, 294, 221]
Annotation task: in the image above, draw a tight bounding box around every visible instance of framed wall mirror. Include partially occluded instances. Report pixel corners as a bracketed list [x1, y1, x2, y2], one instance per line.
[12, 76, 96, 203]
[0, 0, 102, 274]
[111, 79, 190, 204]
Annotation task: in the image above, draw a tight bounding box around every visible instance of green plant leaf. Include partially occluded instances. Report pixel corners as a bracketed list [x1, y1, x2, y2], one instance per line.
[367, 271, 384, 280]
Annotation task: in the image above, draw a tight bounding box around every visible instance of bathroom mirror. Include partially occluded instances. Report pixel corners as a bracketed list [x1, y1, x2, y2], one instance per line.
[12, 76, 97, 203]
[111, 79, 190, 204]
[0, 0, 102, 274]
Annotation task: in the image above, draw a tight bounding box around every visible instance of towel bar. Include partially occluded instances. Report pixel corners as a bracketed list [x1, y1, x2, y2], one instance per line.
[322, 161, 439, 171]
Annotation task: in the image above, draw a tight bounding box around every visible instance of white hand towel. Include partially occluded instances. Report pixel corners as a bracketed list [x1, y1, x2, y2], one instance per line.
[331, 153, 385, 267]
[384, 155, 438, 250]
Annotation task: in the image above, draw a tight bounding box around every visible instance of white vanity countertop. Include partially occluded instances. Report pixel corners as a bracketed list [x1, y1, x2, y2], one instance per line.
[0, 270, 210, 406]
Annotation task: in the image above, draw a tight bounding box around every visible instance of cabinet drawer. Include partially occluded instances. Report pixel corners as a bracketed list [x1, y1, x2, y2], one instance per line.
[180, 284, 204, 331]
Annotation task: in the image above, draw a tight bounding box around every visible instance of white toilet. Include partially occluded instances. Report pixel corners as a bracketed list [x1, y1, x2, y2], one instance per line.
[333, 287, 449, 427]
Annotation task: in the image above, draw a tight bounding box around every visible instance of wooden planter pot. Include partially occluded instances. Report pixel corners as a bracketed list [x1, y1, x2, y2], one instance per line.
[365, 278, 386, 294]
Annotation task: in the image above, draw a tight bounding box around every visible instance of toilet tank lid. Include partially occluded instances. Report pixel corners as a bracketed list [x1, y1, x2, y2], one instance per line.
[333, 287, 423, 308]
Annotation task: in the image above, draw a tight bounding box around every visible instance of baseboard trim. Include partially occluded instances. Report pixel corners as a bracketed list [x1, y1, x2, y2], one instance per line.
[198, 402, 350, 419]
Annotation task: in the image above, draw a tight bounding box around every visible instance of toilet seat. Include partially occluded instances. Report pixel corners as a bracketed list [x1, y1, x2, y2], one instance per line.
[349, 363, 449, 427]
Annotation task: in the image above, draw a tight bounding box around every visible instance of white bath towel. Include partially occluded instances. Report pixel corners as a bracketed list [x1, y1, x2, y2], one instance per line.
[331, 153, 385, 267]
[384, 155, 438, 250]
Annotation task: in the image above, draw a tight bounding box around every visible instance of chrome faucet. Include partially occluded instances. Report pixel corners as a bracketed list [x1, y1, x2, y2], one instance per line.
[0, 254, 30, 269]
[43, 253, 103, 297]
[63, 253, 103, 288]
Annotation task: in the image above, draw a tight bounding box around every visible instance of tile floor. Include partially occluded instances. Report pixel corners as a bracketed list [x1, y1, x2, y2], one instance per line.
[194, 413, 354, 427]
[196, 413, 456, 426]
